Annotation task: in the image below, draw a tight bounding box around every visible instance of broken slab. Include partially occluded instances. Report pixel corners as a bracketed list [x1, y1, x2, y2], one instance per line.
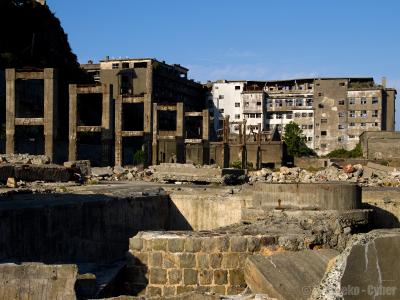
[245, 249, 339, 300]
[0, 263, 77, 300]
[312, 229, 400, 299]
[151, 163, 246, 184]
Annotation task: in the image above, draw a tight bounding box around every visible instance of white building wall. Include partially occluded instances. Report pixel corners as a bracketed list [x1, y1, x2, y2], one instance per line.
[209, 81, 246, 133]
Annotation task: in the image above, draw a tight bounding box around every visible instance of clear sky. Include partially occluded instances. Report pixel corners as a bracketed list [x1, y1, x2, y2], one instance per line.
[50, 0, 399, 128]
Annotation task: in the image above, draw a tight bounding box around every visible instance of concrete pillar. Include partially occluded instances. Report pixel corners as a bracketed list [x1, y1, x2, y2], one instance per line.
[101, 83, 113, 166]
[44, 68, 57, 162]
[242, 119, 247, 169]
[223, 115, 230, 144]
[5, 69, 15, 154]
[114, 95, 122, 166]
[202, 109, 209, 141]
[176, 103, 184, 138]
[152, 103, 158, 165]
[68, 84, 77, 161]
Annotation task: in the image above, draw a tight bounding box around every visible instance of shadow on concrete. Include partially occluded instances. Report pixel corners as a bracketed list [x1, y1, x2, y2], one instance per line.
[363, 203, 400, 229]
[167, 199, 193, 231]
[0, 190, 191, 264]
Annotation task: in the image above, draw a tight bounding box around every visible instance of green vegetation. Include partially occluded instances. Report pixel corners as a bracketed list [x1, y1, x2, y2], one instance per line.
[230, 160, 254, 170]
[133, 149, 145, 165]
[282, 122, 315, 157]
[326, 143, 363, 158]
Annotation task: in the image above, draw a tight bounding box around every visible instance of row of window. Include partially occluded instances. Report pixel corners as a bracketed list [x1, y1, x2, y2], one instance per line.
[348, 97, 379, 105]
[268, 98, 313, 107]
[348, 110, 379, 118]
[267, 112, 313, 119]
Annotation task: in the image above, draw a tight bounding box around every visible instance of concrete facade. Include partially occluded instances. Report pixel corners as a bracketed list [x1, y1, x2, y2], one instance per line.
[5, 68, 58, 161]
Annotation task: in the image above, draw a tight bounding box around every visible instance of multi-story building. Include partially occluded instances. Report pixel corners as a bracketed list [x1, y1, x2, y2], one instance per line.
[207, 77, 396, 156]
[207, 80, 266, 136]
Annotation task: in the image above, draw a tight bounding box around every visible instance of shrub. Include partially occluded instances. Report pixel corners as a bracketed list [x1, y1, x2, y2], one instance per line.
[133, 149, 145, 165]
[326, 143, 363, 158]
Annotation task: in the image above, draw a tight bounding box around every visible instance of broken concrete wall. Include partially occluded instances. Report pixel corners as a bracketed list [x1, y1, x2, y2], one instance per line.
[312, 229, 400, 300]
[0, 263, 77, 300]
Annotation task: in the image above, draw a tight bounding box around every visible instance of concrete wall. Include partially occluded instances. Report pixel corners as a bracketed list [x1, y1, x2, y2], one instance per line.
[0, 192, 170, 263]
[167, 187, 246, 231]
[294, 157, 328, 169]
[248, 182, 361, 210]
[359, 131, 400, 160]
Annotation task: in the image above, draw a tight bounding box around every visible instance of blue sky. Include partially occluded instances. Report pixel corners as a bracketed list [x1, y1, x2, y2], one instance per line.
[51, 0, 399, 128]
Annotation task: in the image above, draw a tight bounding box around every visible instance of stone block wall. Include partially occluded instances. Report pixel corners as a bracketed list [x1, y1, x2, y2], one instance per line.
[125, 231, 276, 297]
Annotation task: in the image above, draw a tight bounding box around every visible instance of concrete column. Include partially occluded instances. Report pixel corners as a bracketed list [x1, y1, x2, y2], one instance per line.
[101, 83, 113, 166]
[68, 84, 77, 161]
[144, 61, 153, 133]
[176, 102, 184, 137]
[114, 95, 122, 166]
[44, 68, 57, 162]
[223, 115, 230, 144]
[5, 69, 15, 154]
[202, 109, 209, 141]
[152, 103, 158, 165]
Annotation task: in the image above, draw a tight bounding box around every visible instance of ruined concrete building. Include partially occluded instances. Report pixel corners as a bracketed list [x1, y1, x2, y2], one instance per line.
[207, 77, 396, 155]
[79, 57, 207, 166]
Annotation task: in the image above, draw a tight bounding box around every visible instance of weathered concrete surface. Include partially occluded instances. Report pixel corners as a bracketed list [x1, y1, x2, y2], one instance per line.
[166, 185, 247, 230]
[0, 263, 77, 300]
[362, 187, 400, 228]
[312, 229, 400, 300]
[0, 163, 72, 182]
[248, 182, 361, 210]
[245, 250, 339, 300]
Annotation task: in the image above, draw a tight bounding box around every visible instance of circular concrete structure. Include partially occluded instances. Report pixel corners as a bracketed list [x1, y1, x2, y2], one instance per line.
[251, 182, 361, 210]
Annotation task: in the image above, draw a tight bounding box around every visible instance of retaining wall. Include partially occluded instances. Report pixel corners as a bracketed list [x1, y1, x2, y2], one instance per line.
[126, 231, 277, 297]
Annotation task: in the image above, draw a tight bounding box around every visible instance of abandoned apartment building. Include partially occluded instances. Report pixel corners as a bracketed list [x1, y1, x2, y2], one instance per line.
[0, 60, 396, 169]
[208, 77, 396, 156]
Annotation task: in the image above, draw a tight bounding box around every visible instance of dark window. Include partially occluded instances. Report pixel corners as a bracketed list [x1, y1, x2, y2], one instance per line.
[321, 119, 328, 124]
[235, 102, 240, 107]
[235, 86, 241, 90]
[122, 62, 130, 69]
[321, 131, 327, 136]
[112, 63, 119, 69]
[134, 62, 147, 68]
[339, 100, 345, 105]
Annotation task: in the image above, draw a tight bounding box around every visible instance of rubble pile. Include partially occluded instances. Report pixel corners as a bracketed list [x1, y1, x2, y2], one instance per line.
[88, 166, 152, 183]
[249, 163, 400, 187]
